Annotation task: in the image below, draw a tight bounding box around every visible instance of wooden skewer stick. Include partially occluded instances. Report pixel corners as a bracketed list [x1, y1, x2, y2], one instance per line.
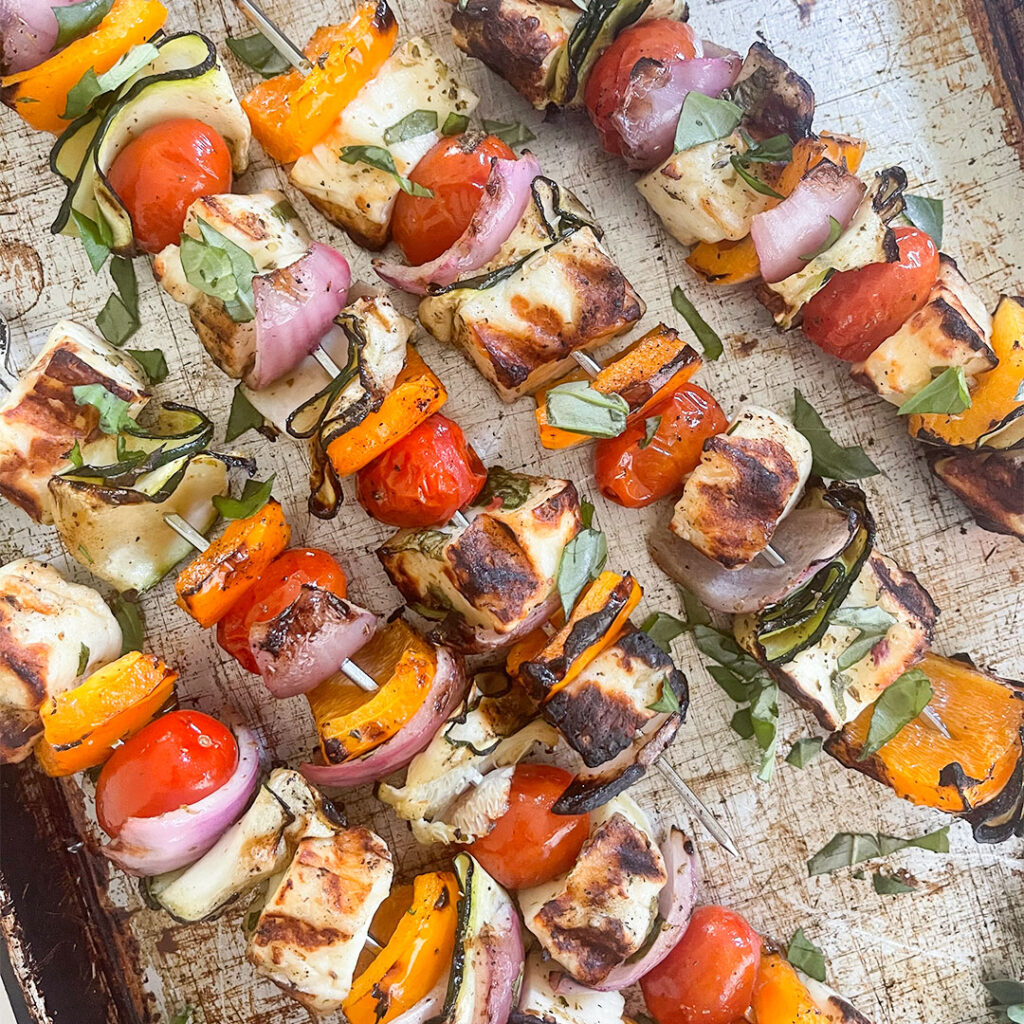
[235, 0, 311, 73]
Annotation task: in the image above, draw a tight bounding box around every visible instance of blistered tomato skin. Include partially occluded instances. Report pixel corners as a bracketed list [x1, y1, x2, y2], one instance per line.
[106, 118, 233, 253]
[640, 905, 762, 1024]
[801, 226, 940, 362]
[95, 710, 238, 837]
[594, 384, 728, 508]
[391, 133, 515, 265]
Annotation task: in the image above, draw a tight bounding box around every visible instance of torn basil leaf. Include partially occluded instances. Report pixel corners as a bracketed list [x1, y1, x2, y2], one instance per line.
[127, 349, 168, 385]
[557, 527, 607, 615]
[384, 109, 438, 145]
[872, 871, 916, 894]
[799, 215, 843, 261]
[673, 92, 742, 153]
[647, 677, 680, 713]
[579, 498, 595, 530]
[339, 145, 433, 197]
[985, 980, 1024, 1015]
[730, 153, 784, 198]
[640, 611, 687, 655]
[66, 440, 84, 468]
[742, 133, 794, 164]
[787, 928, 826, 982]
[53, 0, 114, 48]
[858, 667, 933, 759]
[442, 112, 470, 136]
[62, 42, 159, 119]
[671, 285, 723, 361]
[903, 193, 943, 247]
[785, 736, 823, 767]
[807, 825, 948, 876]
[213, 475, 274, 520]
[70, 209, 112, 272]
[897, 366, 971, 416]
[72, 384, 135, 434]
[180, 219, 258, 322]
[225, 33, 292, 77]
[639, 415, 661, 449]
[678, 586, 712, 630]
[225, 384, 264, 443]
[546, 380, 629, 438]
[476, 466, 531, 512]
[482, 118, 535, 146]
[96, 295, 137, 346]
[269, 199, 297, 224]
[77, 643, 91, 676]
[109, 592, 145, 654]
[792, 389, 880, 480]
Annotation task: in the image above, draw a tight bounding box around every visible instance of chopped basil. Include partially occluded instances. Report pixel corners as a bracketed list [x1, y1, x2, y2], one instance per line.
[126, 349, 168, 385]
[111, 255, 138, 311]
[807, 825, 949, 876]
[785, 736, 823, 767]
[70, 209, 112, 272]
[77, 643, 91, 676]
[639, 415, 661, 449]
[545, 380, 628, 438]
[180, 219, 258, 322]
[673, 92, 742, 153]
[859, 667, 933, 759]
[225, 33, 292, 77]
[741, 132, 794, 164]
[170, 1007, 195, 1024]
[579, 499, 595, 530]
[77, 544, 94, 564]
[72, 384, 135, 434]
[787, 928, 826, 983]
[671, 285, 723, 361]
[63, 42, 159, 119]
[897, 366, 971, 416]
[792, 389, 880, 480]
[985, 980, 1024, 1018]
[557, 527, 607, 615]
[409, 601, 449, 621]
[65, 440, 84, 468]
[53, 0, 114, 49]
[647, 677, 680, 713]
[339, 145, 433, 197]
[832, 605, 896, 672]
[109, 592, 145, 654]
[225, 384, 264, 443]
[872, 871, 916, 894]
[269, 198, 297, 224]
[678, 586, 712, 630]
[96, 294, 137, 346]
[640, 611, 687, 655]
[799, 215, 843, 262]
[482, 118, 535, 146]
[476, 466, 531, 511]
[1010, 1008, 1024, 1024]
[384, 109, 438, 145]
[213, 475, 274, 520]
[730, 154, 784, 198]
[441, 112, 470, 136]
[902, 193, 944, 248]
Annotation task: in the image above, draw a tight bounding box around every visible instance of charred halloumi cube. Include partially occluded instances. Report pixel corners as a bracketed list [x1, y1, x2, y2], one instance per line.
[418, 184, 644, 401]
[247, 828, 393, 1013]
[519, 796, 666, 986]
[290, 38, 478, 249]
[377, 469, 582, 650]
[671, 406, 813, 569]
[0, 559, 122, 763]
[853, 255, 997, 405]
[0, 321, 149, 523]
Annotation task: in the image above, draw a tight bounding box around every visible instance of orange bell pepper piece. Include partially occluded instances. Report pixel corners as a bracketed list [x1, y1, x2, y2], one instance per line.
[344, 870, 458, 1024]
[326, 347, 447, 478]
[751, 953, 830, 1023]
[35, 652, 176, 776]
[1, 0, 168, 134]
[686, 131, 867, 285]
[242, 2, 398, 163]
[174, 498, 291, 628]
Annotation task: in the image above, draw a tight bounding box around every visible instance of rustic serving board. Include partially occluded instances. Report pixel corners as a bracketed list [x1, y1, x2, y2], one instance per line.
[1, 0, 1023, 1021]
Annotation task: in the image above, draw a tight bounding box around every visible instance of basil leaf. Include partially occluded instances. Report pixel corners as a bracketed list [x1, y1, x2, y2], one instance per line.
[66, 440, 84, 468]
[639, 415, 661, 449]
[70, 209, 112, 272]
[647, 677, 680, 713]
[730, 153, 784, 199]
[109, 592, 145, 654]
[640, 611, 687, 655]
[127, 349, 168, 384]
[53, 0, 114, 49]
[807, 825, 948, 876]
[786, 736, 823, 767]
[384, 109, 438, 145]
[63, 42, 159, 119]
[673, 92, 742, 153]
[692, 624, 764, 682]
[903, 193, 943, 247]
[339, 145, 434, 197]
[476, 466, 531, 511]
[750, 679, 779, 782]
[110, 255, 138, 316]
[742, 133, 794, 164]
[671, 285, 723, 360]
[72, 384, 135, 434]
[859, 668, 933, 759]
[557, 528, 607, 615]
[799, 215, 843, 262]
[897, 366, 971, 416]
[225, 33, 291, 77]
[269, 198, 297, 224]
[986, 981, 1024, 1007]
[787, 928, 826, 983]
[77, 643, 91, 676]
[708, 664, 751, 703]
[442, 112, 470, 136]
[96, 294, 138, 346]
[579, 499, 595, 530]
[482, 118, 535, 146]
[792, 389, 880, 480]
[1008, 1007, 1024, 1023]
[225, 383, 264, 442]
[730, 708, 754, 738]
[170, 1007, 195, 1024]
[546, 380, 628, 438]
[213, 475, 274, 520]
[871, 871, 916, 894]
[180, 219, 258, 322]
[678, 586, 712, 630]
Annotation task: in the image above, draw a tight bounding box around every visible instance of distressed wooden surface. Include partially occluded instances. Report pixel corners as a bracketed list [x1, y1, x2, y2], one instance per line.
[1, 0, 1023, 1021]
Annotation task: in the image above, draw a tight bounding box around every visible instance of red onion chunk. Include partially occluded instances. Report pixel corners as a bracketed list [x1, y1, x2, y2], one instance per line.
[477, 884, 525, 1024]
[373, 154, 541, 295]
[301, 647, 467, 787]
[436, 592, 562, 654]
[1, 0, 76, 75]
[101, 723, 261, 877]
[590, 828, 696, 990]
[248, 242, 351, 389]
[250, 585, 377, 699]
[751, 161, 866, 283]
[649, 505, 856, 613]
[389, 979, 448, 1024]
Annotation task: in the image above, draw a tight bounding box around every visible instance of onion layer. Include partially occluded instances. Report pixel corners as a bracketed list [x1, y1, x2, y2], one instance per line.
[0, 0, 75, 76]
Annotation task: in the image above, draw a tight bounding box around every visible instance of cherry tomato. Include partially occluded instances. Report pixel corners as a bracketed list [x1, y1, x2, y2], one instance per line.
[584, 19, 698, 156]
[802, 226, 940, 362]
[216, 548, 348, 673]
[641, 905, 762, 1024]
[594, 384, 728, 508]
[356, 414, 487, 528]
[391, 133, 515, 265]
[106, 118, 233, 254]
[465, 765, 589, 890]
[96, 710, 238, 837]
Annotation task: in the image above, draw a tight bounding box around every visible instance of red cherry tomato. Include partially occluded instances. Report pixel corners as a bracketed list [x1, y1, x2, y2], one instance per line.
[216, 548, 348, 673]
[801, 226, 940, 362]
[391, 133, 516, 265]
[584, 19, 698, 156]
[356, 414, 487, 528]
[106, 118, 233, 253]
[641, 905, 762, 1024]
[594, 384, 728, 508]
[465, 765, 589, 889]
[95, 710, 238, 837]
